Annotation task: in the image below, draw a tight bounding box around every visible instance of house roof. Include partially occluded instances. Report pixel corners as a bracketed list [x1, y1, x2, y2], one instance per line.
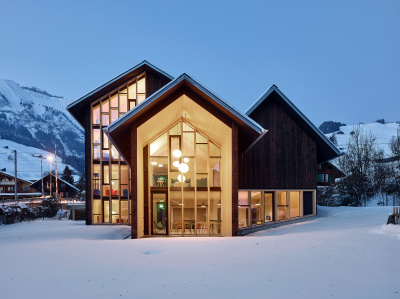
[67, 60, 174, 127]
[246, 85, 342, 164]
[107, 73, 265, 165]
[0, 170, 33, 185]
[108, 73, 264, 134]
[29, 174, 79, 191]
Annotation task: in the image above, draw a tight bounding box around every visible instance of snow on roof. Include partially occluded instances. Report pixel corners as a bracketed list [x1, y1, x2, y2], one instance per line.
[29, 174, 79, 191]
[0, 170, 33, 185]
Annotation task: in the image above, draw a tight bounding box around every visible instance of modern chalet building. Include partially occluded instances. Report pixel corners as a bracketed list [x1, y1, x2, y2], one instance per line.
[67, 61, 340, 238]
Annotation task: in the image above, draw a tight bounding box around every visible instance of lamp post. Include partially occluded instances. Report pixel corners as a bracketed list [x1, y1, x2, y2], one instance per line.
[47, 155, 53, 198]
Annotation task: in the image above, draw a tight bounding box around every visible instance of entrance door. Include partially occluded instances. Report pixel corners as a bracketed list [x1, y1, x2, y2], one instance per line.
[151, 192, 168, 235]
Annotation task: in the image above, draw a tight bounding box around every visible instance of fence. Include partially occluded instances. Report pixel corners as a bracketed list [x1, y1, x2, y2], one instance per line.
[393, 207, 400, 224]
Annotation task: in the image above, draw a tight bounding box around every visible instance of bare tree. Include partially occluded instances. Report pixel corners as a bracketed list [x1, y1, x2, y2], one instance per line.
[337, 126, 378, 206]
[373, 150, 395, 206]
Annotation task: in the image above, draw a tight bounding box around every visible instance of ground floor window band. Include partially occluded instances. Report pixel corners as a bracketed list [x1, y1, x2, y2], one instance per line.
[238, 190, 316, 229]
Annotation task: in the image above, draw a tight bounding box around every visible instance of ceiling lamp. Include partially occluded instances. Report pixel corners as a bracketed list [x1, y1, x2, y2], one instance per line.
[201, 202, 206, 208]
[183, 157, 189, 163]
[173, 149, 182, 158]
[173, 161, 180, 167]
[218, 200, 221, 206]
[178, 174, 185, 182]
[178, 163, 189, 173]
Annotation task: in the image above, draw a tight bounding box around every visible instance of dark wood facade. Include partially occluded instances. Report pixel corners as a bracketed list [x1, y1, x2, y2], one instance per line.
[241, 94, 317, 190]
[0, 171, 33, 193]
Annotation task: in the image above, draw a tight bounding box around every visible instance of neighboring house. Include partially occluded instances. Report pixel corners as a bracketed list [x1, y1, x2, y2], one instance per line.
[29, 174, 79, 198]
[317, 161, 345, 186]
[67, 60, 341, 238]
[0, 171, 34, 194]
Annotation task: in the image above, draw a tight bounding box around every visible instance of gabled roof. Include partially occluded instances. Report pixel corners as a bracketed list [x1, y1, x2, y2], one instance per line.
[29, 174, 79, 191]
[0, 170, 33, 185]
[246, 85, 341, 164]
[107, 73, 265, 165]
[67, 60, 174, 126]
[108, 73, 264, 134]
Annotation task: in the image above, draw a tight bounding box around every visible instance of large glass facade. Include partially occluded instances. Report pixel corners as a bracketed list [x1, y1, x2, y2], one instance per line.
[149, 121, 222, 236]
[91, 73, 146, 224]
[238, 190, 315, 229]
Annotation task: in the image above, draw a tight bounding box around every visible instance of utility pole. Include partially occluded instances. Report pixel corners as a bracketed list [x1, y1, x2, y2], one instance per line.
[55, 141, 58, 202]
[14, 150, 17, 204]
[49, 156, 52, 198]
[40, 155, 44, 197]
[8, 150, 18, 204]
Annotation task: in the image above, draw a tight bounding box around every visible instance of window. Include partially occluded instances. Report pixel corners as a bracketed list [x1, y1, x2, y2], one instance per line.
[149, 121, 222, 235]
[91, 73, 145, 224]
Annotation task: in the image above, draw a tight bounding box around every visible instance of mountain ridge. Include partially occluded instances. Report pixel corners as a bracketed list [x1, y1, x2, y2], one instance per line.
[0, 79, 84, 174]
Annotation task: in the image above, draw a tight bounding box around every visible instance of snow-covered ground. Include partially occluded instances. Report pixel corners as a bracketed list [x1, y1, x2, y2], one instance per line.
[0, 206, 398, 298]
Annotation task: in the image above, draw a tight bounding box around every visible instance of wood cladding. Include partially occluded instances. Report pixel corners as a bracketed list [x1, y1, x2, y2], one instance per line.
[143, 145, 149, 235]
[84, 106, 93, 225]
[146, 71, 171, 97]
[241, 97, 317, 190]
[131, 124, 138, 239]
[232, 122, 239, 236]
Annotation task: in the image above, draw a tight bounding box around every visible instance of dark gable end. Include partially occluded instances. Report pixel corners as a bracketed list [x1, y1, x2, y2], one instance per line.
[246, 86, 341, 165]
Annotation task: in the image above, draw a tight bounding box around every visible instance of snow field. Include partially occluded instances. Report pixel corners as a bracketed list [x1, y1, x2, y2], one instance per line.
[0, 206, 398, 299]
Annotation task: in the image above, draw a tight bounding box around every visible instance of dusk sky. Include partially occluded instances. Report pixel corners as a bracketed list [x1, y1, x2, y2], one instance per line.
[1, 0, 399, 127]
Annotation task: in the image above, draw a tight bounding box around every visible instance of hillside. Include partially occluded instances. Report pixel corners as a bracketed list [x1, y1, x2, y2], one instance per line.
[324, 121, 400, 157]
[0, 79, 84, 173]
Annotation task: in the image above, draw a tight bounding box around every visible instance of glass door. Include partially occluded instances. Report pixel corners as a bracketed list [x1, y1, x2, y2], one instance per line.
[151, 192, 168, 235]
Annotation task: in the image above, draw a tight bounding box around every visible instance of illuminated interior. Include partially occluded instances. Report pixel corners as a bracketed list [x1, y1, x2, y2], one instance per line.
[148, 121, 222, 236]
[91, 73, 145, 224]
[238, 190, 315, 228]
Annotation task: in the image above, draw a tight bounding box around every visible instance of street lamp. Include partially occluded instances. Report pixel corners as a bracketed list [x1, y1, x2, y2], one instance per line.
[47, 155, 53, 198]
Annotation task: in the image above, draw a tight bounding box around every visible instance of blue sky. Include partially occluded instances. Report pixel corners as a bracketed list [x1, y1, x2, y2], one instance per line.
[0, 0, 399, 127]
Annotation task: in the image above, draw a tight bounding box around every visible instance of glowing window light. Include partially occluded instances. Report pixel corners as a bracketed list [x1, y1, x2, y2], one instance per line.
[178, 163, 189, 173]
[178, 174, 185, 182]
[173, 150, 182, 158]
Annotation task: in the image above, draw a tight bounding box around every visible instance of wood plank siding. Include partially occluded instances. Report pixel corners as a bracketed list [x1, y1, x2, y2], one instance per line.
[84, 106, 93, 225]
[232, 122, 239, 236]
[146, 71, 171, 97]
[241, 97, 317, 190]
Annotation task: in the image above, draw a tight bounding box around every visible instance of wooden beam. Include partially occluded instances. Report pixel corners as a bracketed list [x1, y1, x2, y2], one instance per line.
[232, 122, 239, 236]
[131, 124, 138, 239]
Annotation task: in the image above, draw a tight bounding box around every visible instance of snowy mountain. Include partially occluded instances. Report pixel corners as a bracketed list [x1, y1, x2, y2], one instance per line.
[324, 121, 400, 157]
[0, 79, 84, 174]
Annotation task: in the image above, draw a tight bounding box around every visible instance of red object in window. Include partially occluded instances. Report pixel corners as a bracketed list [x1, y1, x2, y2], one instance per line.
[112, 189, 118, 195]
[105, 187, 110, 196]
